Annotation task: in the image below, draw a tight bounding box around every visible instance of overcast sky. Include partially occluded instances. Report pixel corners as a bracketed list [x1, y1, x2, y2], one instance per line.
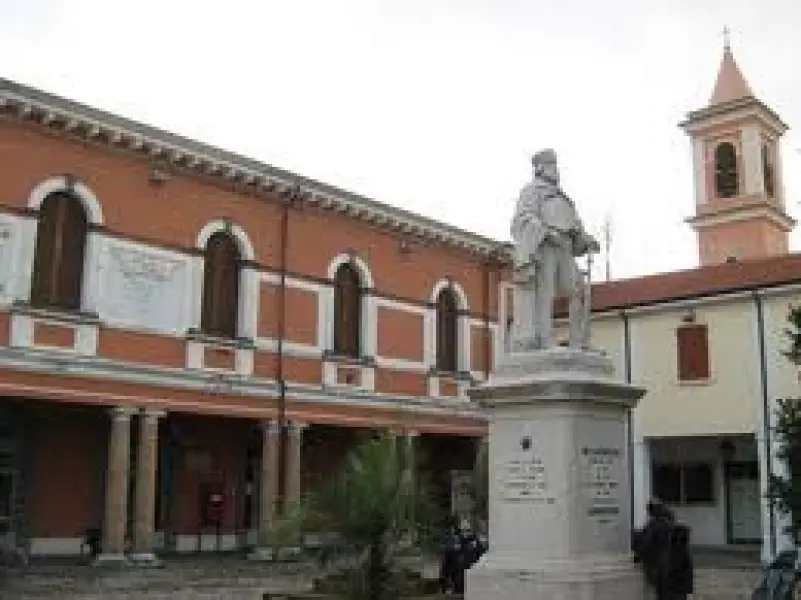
[2, 0, 800, 279]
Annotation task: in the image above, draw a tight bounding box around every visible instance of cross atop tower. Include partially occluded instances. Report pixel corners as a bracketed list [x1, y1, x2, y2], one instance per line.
[722, 25, 731, 50]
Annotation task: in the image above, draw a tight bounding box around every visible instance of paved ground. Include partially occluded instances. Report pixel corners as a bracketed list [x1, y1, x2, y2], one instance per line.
[0, 550, 766, 599]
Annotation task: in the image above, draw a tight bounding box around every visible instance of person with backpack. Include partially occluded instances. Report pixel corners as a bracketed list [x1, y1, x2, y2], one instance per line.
[633, 499, 694, 599]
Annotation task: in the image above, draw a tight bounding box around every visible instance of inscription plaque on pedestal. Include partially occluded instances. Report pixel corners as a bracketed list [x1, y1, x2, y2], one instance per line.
[497, 455, 556, 505]
[581, 446, 622, 524]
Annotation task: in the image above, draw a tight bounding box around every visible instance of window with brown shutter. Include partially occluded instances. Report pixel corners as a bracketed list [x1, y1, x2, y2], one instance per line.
[436, 288, 458, 372]
[676, 323, 710, 381]
[200, 232, 241, 338]
[333, 263, 361, 357]
[30, 192, 88, 310]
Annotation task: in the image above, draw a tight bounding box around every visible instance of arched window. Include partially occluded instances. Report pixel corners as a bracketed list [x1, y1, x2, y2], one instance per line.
[714, 142, 738, 198]
[436, 288, 459, 372]
[30, 192, 88, 310]
[333, 263, 361, 357]
[762, 144, 774, 197]
[201, 231, 241, 338]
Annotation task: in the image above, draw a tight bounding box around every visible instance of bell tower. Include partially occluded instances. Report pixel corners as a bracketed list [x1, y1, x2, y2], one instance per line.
[680, 37, 795, 266]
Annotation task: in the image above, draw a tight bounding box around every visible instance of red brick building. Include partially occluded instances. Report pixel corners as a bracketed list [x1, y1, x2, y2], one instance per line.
[0, 77, 509, 559]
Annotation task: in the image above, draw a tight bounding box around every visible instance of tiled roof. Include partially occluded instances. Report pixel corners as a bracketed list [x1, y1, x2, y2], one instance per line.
[590, 253, 801, 312]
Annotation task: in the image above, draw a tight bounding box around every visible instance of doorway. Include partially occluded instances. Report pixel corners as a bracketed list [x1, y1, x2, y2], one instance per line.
[726, 461, 761, 544]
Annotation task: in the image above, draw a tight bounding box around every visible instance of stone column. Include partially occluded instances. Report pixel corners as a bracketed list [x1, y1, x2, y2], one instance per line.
[131, 409, 164, 564]
[403, 431, 418, 534]
[259, 420, 281, 542]
[97, 407, 134, 564]
[284, 421, 306, 511]
[247, 419, 282, 560]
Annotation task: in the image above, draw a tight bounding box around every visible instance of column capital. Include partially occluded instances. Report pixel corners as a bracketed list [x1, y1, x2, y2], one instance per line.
[108, 406, 136, 422]
[287, 421, 307, 436]
[141, 408, 167, 421]
[261, 419, 282, 435]
[388, 427, 418, 438]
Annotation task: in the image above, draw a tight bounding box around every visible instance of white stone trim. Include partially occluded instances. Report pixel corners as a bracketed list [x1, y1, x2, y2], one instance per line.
[8, 313, 98, 356]
[741, 124, 765, 197]
[374, 295, 428, 315]
[327, 253, 375, 289]
[260, 271, 327, 294]
[361, 366, 375, 391]
[186, 339, 203, 369]
[458, 313, 471, 372]
[322, 360, 337, 386]
[255, 337, 322, 358]
[28, 537, 85, 556]
[470, 370, 485, 382]
[423, 307, 435, 369]
[689, 205, 794, 231]
[773, 142, 786, 203]
[9, 313, 33, 348]
[188, 255, 204, 330]
[235, 347, 254, 376]
[364, 293, 377, 358]
[430, 278, 469, 311]
[0, 344, 486, 419]
[376, 356, 427, 372]
[27, 175, 104, 225]
[692, 138, 706, 206]
[238, 265, 259, 339]
[196, 220, 256, 262]
[428, 375, 439, 397]
[80, 230, 103, 314]
[317, 286, 329, 349]
[469, 317, 498, 330]
[74, 323, 99, 356]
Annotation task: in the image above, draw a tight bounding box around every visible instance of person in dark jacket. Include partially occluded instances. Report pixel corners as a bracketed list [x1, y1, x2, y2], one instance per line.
[439, 519, 463, 595]
[633, 499, 693, 600]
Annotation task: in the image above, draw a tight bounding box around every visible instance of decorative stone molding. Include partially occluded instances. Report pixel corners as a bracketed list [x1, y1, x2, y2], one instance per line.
[0, 79, 510, 261]
[196, 220, 256, 262]
[27, 175, 104, 226]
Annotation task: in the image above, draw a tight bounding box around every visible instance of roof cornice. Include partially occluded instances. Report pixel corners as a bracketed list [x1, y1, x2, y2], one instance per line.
[0, 77, 512, 263]
[679, 96, 788, 136]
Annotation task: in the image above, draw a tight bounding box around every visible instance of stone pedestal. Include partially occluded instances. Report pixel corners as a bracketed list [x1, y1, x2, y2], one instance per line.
[465, 347, 646, 600]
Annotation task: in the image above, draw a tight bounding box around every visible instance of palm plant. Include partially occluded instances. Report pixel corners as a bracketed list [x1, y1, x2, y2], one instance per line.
[301, 433, 437, 600]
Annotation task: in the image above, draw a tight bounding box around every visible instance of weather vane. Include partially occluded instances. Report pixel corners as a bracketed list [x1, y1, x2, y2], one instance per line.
[722, 25, 731, 50]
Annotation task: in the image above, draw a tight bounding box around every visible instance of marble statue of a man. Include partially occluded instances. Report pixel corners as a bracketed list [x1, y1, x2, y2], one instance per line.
[510, 149, 599, 350]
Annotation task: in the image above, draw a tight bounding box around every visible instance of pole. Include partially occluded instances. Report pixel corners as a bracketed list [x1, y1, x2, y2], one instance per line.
[583, 250, 594, 348]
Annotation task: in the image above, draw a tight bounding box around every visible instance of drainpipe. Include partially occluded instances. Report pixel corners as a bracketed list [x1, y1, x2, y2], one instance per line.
[482, 257, 491, 380]
[754, 291, 777, 557]
[622, 310, 635, 534]
[276, 188, 293, 506]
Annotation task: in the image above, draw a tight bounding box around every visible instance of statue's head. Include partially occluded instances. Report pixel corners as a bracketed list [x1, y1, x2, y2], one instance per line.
[532, 148, 559, 184]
